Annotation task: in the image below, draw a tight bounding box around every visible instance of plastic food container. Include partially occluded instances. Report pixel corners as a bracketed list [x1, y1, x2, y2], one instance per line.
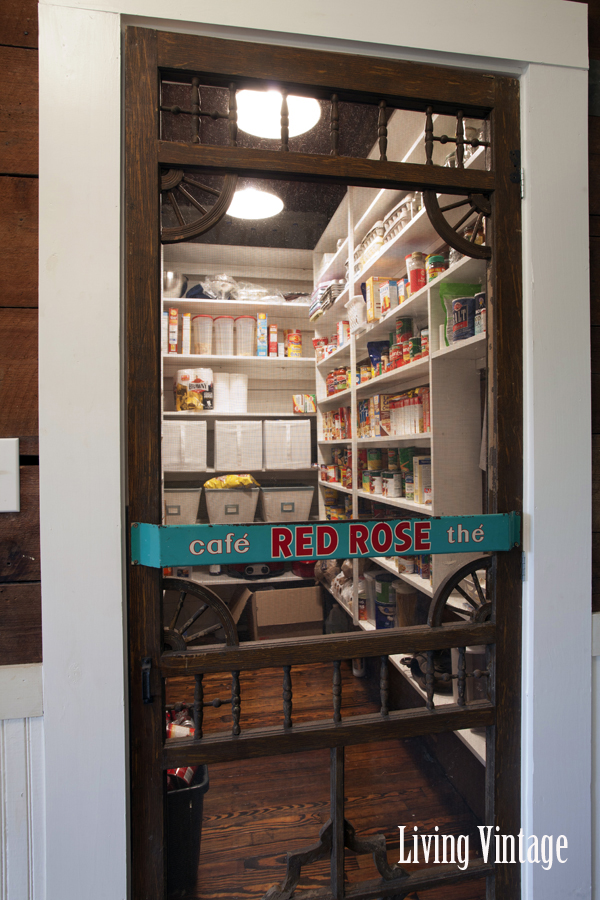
[345, 294, 367, 333]
[191, 315, 213, 354]
[205, 487, 259, 524]
[213, 316, 234, 355]
[235, 316, 256, 357]
[259, 484, 315, 522]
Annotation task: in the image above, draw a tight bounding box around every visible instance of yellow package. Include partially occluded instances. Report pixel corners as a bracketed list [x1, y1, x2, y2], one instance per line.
[204, 474, 260, 489]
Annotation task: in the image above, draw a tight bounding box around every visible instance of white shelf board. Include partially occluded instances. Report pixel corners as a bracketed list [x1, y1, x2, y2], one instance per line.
[164, 354, 314, 368]
[317, 387, 352, 408]
[165, 467, 317, 476]
[372, 558, 434, 597]
[356, 490, 432, 515]
[316, 343, 352, 368]
[164, 411, 316, 418]
[430, 253, 487, 289]
[318, 439, 352, 445]
[432, 332, 487, 360]
[189, 569, 312, 587]
[313, 287, 351, 330]
[356, 434, 431, 444]
[318, 480, 353, 496]
[355, 357, 430, 397]
[354, 286, 429, 354]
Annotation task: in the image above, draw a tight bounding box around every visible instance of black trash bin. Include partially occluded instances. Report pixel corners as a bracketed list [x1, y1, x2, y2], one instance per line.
[167, 765, 209, 897]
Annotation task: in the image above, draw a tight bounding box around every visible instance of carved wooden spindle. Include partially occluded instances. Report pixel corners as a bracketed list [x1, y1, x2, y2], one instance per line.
[378, 100, 388, 162]
[281, 91, 289, 152]
[330, 94, 339, 156]
[231, 670, 241, 735]
[457, 647, 466, 707]
[191, 77, 200, 144]
[228, 83, 237, 147]
[283, 665, 293, 729]
[425, 650, 435, 710]
[380, 656, 389, 717]
[193, 673, 203, 740]
[332, 660, 342, 723]
[425, 106, 434, 165]
[455, 110, 465, 169]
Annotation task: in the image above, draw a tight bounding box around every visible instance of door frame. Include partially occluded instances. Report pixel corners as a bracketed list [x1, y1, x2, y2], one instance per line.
[37, 6, 591, 900]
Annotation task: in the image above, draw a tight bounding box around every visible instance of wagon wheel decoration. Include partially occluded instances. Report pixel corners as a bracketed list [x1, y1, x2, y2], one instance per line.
[423, 105, 492, 260]
[427, 556, 493, 627]
[422, 189, 491, 260]
[162, 577, 239, 651]
[160, 169, 238, 244]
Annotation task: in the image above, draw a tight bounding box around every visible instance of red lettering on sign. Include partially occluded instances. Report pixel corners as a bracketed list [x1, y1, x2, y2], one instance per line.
[371, 522, 393, 554]
[414, 521, 431, 551]
[295, 526, 314, 557]
[394, 521, 413, 553]
[317, 525, 339, 556]
[349, 523, 370, 555]
[272, 527, 293, 559]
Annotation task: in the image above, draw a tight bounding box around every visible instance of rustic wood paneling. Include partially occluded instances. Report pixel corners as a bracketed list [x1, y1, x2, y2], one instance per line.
[0, 466, 40, 582]
[0, 0, 37, 49]
[0, 47, 38, 176]
[0, 177, 38, 307]
[593, 436, 600, 532]
[0, 583, 41, 664]
[0, 308, 38, 445]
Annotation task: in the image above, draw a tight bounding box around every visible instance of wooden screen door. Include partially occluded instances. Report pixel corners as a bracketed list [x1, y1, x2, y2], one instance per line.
[125, 27, 522, 900]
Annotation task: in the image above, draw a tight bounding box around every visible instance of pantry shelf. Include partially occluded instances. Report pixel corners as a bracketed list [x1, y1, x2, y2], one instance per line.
[164, 354, 315, 368]
[317, 387, 352, 408]
[318, 439, 352, 446]
[165, 467, 317, 475]
[371, 557, 434, 597]
[432, 332, 487, 360]
[355, 357, 430, 396]
[356, 434, 431, 445]
[189, 569, 314, 587]
[163, 411, 316, 418]
[318, 480, 353, 496]
[316, 343, 352, 368]
[355, 491, 432, 515]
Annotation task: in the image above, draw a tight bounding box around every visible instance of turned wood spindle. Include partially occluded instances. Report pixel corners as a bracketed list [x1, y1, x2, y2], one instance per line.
[457, 647, 466, 707]
[380, 656, 389, 717]
[281, 91, 289, 151]
[332, 660, 342, 723]
[425, 106, 434, 165]
[228, 83, 238, 147]
[193, 673, 203, 740]
[191, 77, 200, 144]
[425, 650, 435, 710]
[330, 94, 339, 156]
[283, 665, 293, 729]
[455, 110, 465, 169]
[378, 100, 388, 162]
[231, 670, 241, 735]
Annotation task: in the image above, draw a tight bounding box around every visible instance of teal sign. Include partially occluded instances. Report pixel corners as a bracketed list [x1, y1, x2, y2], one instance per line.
[131, 513, 520, 568]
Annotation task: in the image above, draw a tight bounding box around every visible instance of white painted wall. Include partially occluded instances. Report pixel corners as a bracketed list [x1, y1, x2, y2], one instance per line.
[36, 2, 589, 899]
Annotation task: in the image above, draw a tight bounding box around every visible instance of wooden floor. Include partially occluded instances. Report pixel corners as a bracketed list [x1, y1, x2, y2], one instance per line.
[165, 661, 486, 900]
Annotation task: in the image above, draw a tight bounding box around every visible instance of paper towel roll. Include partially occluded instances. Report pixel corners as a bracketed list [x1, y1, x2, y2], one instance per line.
[213, 372, 231, 412]
[229, 373, 248, 413]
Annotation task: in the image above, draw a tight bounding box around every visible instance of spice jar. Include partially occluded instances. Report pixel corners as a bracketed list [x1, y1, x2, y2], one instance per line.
[426, 254, 447, 281]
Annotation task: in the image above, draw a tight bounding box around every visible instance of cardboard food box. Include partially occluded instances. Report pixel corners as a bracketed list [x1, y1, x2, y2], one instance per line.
[245, 585, 324, 640]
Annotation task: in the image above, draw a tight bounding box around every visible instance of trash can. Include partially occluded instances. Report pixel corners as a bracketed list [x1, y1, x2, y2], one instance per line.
[167, 765, 209, 897]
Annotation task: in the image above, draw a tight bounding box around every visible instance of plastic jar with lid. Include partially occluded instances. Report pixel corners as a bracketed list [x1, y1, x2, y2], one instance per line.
[406, 252, 427, 294]
[234, 316, 256, 357]
[191, 315, 213, 355]
[213, 316, 234, 355]
[426, 254, 447, 282]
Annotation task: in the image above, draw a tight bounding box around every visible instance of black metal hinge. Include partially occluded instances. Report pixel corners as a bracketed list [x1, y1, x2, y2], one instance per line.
[141, 657, 153, 704]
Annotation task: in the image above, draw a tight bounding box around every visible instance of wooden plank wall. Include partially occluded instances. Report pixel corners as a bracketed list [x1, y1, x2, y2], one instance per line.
[0, 0, 41, 663]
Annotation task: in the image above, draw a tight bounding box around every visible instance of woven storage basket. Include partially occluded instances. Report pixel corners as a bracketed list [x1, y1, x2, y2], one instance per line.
[163, 487, 201, 525]
[263, 419, 311, 470]
[214, 420, 263, 471]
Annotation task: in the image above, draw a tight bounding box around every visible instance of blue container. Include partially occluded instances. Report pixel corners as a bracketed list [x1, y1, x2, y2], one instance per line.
[452, 295, 476, 341]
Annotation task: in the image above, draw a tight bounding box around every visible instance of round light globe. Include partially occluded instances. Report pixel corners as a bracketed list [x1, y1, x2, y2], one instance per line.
[227, 188, 284, 220]
[236, 89, 321, 139]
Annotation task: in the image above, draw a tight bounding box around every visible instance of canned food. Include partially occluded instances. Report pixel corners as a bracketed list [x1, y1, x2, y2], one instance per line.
[390, 344, 403, 368]
[396, 317, 413, 344]
[409, 336, 422, 360]
[367, 448, 383, 471]
[382, 471, 402, 498]
[404, 474, 415, 501]
[387, 447, 399, 471]
[375, 599, 396, 629]
[426, 253, 447, 281]
[362, 470, 373, 493]
[420, 329, 429, 355]
[287, 330, 303, 357]
[402, 340, 411, 364]
[371, 473, 383, 494]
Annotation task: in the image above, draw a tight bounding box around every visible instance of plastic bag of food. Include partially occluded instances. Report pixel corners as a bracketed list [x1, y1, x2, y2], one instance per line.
[203, 274, 239, 299]
[203, 473, 260, 489]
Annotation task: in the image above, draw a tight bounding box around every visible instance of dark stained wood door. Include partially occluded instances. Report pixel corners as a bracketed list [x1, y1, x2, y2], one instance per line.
[125, 28, 522, 900]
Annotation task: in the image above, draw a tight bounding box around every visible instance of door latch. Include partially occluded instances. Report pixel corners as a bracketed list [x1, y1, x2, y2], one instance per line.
[141, 657, 153, 704]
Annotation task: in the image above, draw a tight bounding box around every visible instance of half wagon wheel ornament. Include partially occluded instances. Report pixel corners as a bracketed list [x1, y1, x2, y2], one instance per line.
[160, 169, 238, 244]
[422, 189, 492, 260]
[427, 556, 493, 627]
[162, 576, 239, 650]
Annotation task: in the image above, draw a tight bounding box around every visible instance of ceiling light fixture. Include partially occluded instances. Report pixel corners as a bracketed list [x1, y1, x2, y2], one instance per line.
[227, 188, 284, 220]
[236, 89, 321, 139]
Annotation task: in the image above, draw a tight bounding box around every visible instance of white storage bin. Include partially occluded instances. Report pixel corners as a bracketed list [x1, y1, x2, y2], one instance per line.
[164, 487, 201, 525]
[214, 420, 263, 471]
[163, 422, 207, 471]
[263, 419, 311, 470]
[259, 485, 315, 522]
[205, 487, 260, 524]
